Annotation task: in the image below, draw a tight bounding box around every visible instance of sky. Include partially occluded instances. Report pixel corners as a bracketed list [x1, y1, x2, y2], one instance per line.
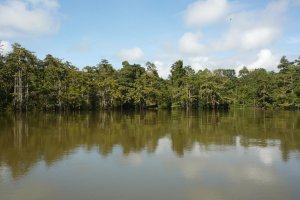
[0, 0, 300, 78]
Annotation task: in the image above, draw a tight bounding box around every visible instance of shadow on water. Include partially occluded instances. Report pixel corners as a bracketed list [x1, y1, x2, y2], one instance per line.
[0, 109, 299, 179]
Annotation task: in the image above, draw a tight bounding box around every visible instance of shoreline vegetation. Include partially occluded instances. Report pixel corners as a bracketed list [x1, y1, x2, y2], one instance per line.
[0, 43, 299, 112]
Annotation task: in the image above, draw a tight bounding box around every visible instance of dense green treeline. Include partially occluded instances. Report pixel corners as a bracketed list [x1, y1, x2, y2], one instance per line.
[0, 43, 300, 111]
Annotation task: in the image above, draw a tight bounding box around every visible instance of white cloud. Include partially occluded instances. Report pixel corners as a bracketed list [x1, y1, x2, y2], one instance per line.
[0, 0, 60, 38]
[218, 26, 280, 51]
[118, 47, 144, 61]
[185, 0, 229, 27]
[216, 3, 284, 51]
[186, 56, 212, 71]
[248, 49, 279, 70]
[154, 61, 171, 79]
[152, 0, 291, 75]
[0, 40, 13, 55]
[241, 28, 279, 50]
[153, 57, 214, 78]
[179, 32, 204, 55]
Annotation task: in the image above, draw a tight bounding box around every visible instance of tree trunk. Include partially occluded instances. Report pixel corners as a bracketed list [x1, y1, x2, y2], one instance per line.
[14, 75, 17, 109]
[58, 80, 62, 111]
[25, 70, 29, 112]
[18, 69, 23, 110]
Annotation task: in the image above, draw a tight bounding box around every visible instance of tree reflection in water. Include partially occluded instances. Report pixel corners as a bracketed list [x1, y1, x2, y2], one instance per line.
[0, 110, 299, 179]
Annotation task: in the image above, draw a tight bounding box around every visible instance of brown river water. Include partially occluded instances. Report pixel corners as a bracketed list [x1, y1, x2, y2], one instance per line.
[0, 110, 299, 200]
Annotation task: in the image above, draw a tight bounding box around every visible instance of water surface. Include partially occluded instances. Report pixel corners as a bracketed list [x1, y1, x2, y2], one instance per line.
[0, 110, 300, 200]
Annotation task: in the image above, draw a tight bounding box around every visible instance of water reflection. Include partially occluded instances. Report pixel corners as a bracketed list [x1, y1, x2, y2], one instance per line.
[0, 110, 300, 177]
[0, 110, 300, 200]
[0, 110, 299, 179]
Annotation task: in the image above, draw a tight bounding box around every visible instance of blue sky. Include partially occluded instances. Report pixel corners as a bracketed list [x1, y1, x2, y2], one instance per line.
[0, 0, 300, 77]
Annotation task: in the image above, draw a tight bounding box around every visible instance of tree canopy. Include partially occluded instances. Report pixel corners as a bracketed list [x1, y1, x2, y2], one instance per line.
[0, 43, 299, 111]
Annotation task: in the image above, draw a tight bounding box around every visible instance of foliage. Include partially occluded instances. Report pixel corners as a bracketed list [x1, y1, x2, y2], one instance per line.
[0, 44, 299, 111]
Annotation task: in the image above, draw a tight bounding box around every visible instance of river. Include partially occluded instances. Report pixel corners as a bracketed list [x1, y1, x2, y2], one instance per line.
[0, 110, 299, 200]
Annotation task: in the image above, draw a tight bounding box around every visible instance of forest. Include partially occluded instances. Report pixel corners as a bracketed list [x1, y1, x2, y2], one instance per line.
[0, 43, 299, 111]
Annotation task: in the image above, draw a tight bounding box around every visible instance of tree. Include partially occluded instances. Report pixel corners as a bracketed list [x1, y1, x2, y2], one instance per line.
[65, 63, 89, 110]
[274, 63, 300, 109]
[95, 59, 118, 109]
[197, 70, 231, 109]
[170, 60, 186, 87]
[0, 43, 299, 111]
[181, 66, 197, 110]
[6, 44, 37, 111]
[145, 61, 159, 77]
[118, 61, 146, 108]
[294, 56, 300, 66]
[238, 67, 249, 77]
[0, 50, 9, 110]
[278, 56, 292, 73]
[42, 54, 68, 111]
[237, 67, 252, 107]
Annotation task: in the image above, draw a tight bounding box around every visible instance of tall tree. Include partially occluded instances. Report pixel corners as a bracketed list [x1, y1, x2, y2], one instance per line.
[278, 56, 292, 73]
[95, 59, 118, 109]
[118, 61, 146, 108]
[42, 54, 68, 111]
[6, 44, 37, 111]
